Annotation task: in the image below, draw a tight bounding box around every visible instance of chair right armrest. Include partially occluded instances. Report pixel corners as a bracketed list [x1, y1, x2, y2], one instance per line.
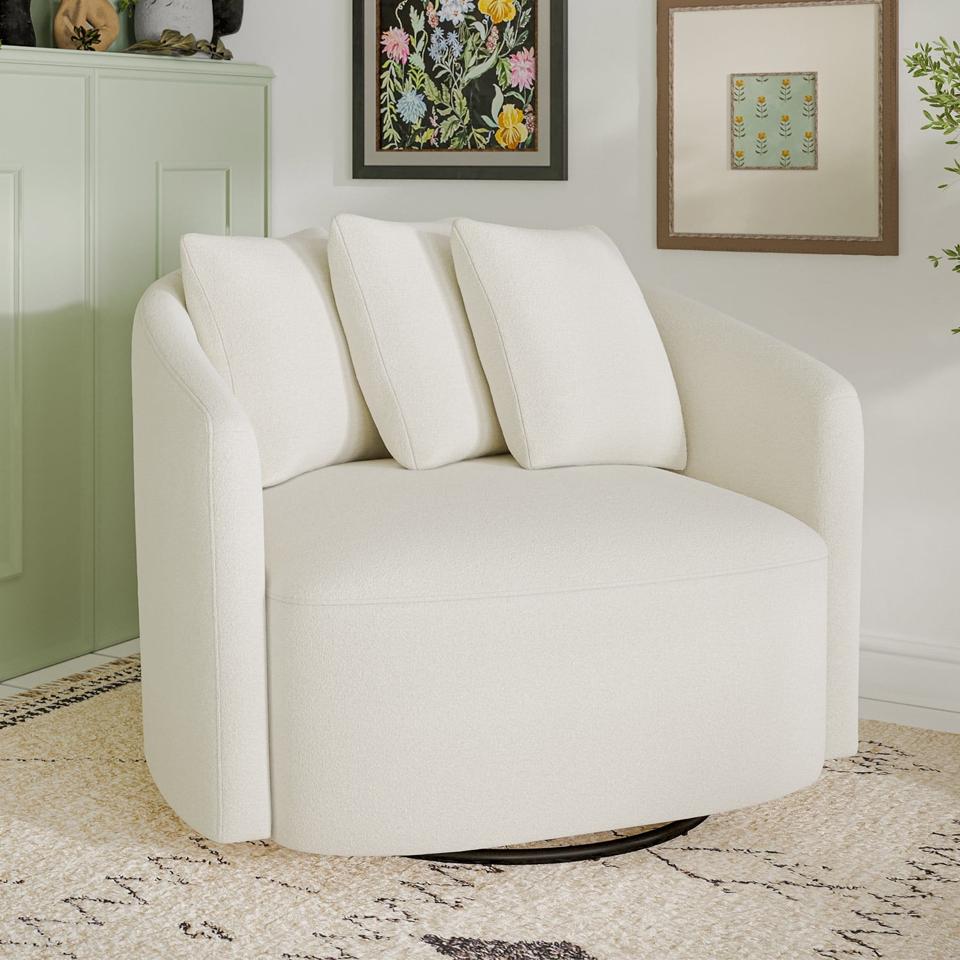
[132, 273, 270, 842]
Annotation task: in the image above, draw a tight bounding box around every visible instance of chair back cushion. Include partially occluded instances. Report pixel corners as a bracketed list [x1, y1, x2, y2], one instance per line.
[180, 229, 385, 487]
[328, 215, 505, 470]
[452, 219, 687, 470]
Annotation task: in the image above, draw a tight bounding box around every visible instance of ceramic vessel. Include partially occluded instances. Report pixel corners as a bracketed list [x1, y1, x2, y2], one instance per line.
[134, 0, 214, 43]
[212, 0, 242, 42]
[53, 0, 119, 51]
[0, 0, 36, 46]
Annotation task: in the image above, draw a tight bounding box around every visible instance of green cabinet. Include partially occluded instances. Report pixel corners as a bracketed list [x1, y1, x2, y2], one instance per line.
[0, 48, 271, 680]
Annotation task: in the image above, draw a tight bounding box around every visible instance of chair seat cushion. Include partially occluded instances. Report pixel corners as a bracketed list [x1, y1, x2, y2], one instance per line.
[263, 455, 830, 855]
[263, 455, 825, 606]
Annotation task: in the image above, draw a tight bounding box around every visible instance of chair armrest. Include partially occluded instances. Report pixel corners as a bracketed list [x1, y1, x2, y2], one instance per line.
[132, 273, 270, 841]
[645, 287, 864, 758]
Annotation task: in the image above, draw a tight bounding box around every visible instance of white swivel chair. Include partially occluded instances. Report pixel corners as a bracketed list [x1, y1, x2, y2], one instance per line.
[131, 232, 862, 862]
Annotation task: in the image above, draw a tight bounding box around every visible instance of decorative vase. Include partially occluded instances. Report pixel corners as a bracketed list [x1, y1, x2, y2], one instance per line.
[53, 0, 119, 50]
[0, 0, 36, 46]
[134, 0, 213, 43]
[212, 0, 241, 43]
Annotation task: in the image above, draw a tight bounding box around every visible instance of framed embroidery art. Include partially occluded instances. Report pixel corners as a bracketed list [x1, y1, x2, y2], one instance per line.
[353, 0, 568, 180]
[657, 0, 898, 255]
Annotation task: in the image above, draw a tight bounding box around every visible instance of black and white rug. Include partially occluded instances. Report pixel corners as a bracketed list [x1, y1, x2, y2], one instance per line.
[1, 658, 958, 959]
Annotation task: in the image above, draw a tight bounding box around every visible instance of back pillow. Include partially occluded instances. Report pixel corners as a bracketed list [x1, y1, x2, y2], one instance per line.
[328, 215, 505, 470]
[451, 219, 687, 471]
[180, 229, 385, 487]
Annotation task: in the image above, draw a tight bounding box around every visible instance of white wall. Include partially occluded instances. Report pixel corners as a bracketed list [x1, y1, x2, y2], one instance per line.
[234, 1, 960, 717]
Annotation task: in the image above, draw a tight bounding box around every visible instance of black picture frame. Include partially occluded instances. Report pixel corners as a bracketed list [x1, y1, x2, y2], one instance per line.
[353, 0, 567, 180]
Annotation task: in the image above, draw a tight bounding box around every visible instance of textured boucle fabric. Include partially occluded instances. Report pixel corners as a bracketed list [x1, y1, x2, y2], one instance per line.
[262, 455, 826, 604]
[261, 456, 829, 854]
[645, 287, 864, 760]
[180, 230, 385, 487]
[133, 275, 271, 843]
[1, 658, 958, 959]
[451, 219, 687, 471]
[328, 215, 505, 470]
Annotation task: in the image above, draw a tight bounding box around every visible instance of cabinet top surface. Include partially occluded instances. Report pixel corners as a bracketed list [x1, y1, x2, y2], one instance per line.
[0, 44, 272, 80]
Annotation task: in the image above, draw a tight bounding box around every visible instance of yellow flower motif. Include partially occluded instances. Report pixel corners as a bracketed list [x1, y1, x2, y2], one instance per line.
[735, 79, 745, 87]
[479, 0, 517, 23]
[495, 104, 528, 150]
[781, 114, 790, 122]
[781, 78, 791, 86]
[804, 131, 814, 140]
[735, 150, 745, 158]
[757, 131, 767, 141]
[734, 115, 744, 124]
[804, 94, 814, 103]
[781, 149, 791, 157]
[757, 96, 766, 104]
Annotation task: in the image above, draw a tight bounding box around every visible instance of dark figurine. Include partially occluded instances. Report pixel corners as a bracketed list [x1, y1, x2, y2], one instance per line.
[0, 0, 37, 46]
[212, 0, 242, 43]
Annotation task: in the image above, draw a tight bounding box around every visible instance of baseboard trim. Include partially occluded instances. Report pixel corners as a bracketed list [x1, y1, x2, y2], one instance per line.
[861, 631, 960, 664]
[860, 632, 960, 717]
[859, 697, 960, 734]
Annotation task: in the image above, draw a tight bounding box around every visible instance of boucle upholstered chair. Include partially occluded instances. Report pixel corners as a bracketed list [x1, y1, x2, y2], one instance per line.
[131, 227, 862, 862]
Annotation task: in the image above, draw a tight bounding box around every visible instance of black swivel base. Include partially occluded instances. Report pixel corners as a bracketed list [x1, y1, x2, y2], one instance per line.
[410, 816, 708, 866]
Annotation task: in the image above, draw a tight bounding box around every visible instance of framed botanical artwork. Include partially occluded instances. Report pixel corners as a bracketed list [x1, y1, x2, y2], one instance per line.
[353, 0, 567, 180]
[657, 0, 898, 255]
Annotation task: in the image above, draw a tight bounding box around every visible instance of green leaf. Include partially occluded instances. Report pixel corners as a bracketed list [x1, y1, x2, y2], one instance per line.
[462, 48, 499, 85]
[491, 83, 505, 120]
[496, 57, 511, 88]
[409, 7, 425, 35]
[481, 114, 498, 129]
[439, 114, 460, 143]
[424, 75, 442, 103]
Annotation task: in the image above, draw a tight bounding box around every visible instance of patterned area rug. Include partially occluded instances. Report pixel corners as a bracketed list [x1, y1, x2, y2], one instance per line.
[1, 658, 959, 960]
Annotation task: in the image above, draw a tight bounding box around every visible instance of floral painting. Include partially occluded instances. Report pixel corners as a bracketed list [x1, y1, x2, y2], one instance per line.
[730, 72, 818, 170]
[377, 0, 539, 152]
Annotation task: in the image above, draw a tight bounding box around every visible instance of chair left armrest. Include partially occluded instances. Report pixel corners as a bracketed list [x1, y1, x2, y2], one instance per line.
[645, 287, 864, 759]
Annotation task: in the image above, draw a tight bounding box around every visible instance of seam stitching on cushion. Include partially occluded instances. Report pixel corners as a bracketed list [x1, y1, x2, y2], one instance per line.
[180, 242, 240, 397]
[333, 220, 420, 469]
[452, 225, 533, 468]
[142, 316, 228, 839]
[265, 552, 828, 608]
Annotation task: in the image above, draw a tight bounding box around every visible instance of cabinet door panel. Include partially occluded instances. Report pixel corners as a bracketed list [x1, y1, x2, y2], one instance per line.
[95, 74, 267, 648]
[0, 70, 93, 680]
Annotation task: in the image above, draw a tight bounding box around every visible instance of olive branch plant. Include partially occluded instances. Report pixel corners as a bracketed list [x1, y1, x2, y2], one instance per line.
[905, 37, 960, 334]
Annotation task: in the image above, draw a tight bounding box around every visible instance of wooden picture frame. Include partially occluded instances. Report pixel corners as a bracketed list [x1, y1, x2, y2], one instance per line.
[657, 0, 898, 255]
[353, 0, 568, 180]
